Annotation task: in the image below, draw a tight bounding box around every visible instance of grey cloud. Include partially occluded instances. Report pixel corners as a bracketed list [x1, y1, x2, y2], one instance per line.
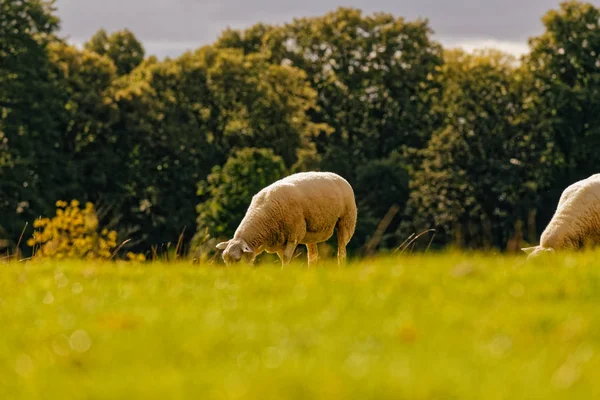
[54, 0, 600, 58]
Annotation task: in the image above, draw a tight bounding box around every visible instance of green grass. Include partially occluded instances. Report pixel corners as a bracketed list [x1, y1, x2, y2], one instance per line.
[3, 252, 600, 399]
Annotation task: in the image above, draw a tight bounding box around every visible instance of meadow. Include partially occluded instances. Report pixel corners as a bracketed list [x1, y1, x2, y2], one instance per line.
[2, 252, 600, 399]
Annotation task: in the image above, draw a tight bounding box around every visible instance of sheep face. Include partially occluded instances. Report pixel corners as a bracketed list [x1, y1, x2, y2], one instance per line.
[522, 246, 555, 259]
[216, 239, 254, 265]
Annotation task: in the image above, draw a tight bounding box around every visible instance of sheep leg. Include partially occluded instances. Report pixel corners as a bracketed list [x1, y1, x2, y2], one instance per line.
[337, 242, 347, 266]
[278, 240, 298, 267]
[306, 243, 318, 268]
[247, 254, 257, 266]
[336, 214, 356, 266]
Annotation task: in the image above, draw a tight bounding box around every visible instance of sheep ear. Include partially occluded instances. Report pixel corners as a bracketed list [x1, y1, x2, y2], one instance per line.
[216, 241, 229, 250]
[521, 247, 536, 254]
[242, 242, 253, 253]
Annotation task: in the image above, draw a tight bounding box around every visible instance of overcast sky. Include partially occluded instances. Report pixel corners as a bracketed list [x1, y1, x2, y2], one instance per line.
[54, 0, 600, 58]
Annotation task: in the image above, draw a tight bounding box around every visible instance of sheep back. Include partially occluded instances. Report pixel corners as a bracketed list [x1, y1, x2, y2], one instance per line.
[540, 174, 600, 249]
[236, 172, 356, 248]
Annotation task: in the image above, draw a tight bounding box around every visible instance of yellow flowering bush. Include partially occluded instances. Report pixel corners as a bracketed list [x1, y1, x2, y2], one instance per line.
[126, 251, 147, 262]
[27, 200, 145, 260]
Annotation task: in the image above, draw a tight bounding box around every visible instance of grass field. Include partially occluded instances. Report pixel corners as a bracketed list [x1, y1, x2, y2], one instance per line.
[2, 252, 600, 399]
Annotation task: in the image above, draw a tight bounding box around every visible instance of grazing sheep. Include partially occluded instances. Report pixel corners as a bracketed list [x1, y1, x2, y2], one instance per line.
[216, 171, 357, 267]
[522, 173, 600, 259]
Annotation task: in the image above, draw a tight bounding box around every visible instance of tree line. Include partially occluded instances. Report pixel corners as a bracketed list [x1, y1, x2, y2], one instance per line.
[1, 0, 599, 258]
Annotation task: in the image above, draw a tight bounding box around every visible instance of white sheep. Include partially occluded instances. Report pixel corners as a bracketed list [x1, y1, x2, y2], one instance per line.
[216, 171, 357, 267]
[522, 173, 600, 258]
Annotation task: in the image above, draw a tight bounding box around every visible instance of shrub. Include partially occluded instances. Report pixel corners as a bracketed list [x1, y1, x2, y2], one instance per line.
[194, 148, 286, 248]
[27, 200, 137, 260]
[354, 152, 411, 253]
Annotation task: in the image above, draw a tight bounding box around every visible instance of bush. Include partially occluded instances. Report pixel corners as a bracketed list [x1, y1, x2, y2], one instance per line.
[354, 153, 411, 253]
[194, 148, 286, 249]
[27, 200, 144, 260]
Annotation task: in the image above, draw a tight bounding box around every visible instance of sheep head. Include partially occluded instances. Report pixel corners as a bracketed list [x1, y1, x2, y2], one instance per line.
[216, 239, 254, 265]
[521, 246, 555, 259]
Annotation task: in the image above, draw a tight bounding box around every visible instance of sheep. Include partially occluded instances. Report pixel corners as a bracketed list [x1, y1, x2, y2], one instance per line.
[522, 173, 600, 259]
[215, 171, 357, 267]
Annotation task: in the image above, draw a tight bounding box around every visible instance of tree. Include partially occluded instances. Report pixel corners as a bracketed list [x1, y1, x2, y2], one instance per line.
[48, 42, 120, 200]
[105, 55, 216, 250]
[354, 152, 410, 252]
[214, 9, 443, 251]
[0, 0, 67, 250]
[218, 8, 443, 173]
[408, 50, 556, 249]
[195, 148, 286, 242]
[197, 46, 324, 167]
[85, 29, 145, 75]
[216, 23, 275, 55]
[105, 45, 319, 252]
[526, 1, 600, 232]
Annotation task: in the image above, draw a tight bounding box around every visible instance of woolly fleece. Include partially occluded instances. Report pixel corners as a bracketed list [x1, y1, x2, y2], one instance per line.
[523, 173, 600, 258]
[216, 171, 357, 266]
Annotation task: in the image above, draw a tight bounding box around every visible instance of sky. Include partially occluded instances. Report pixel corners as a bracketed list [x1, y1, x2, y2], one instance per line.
[54, 0, 600, 58]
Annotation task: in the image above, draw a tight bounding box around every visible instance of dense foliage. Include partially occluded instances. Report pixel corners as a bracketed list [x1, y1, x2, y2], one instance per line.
[1, 1, 599, 257]
[407, 50, 557, 249]
[195, 148, 286, 241]
[28, 200, 118, 260]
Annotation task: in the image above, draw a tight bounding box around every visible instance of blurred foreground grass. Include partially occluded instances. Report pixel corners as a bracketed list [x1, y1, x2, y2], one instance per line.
[2, 252, 600, 399]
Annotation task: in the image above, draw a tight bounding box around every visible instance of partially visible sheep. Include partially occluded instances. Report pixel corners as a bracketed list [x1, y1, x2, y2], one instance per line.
[216, 171, 357, 267]
[522, 173, 600, 259]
